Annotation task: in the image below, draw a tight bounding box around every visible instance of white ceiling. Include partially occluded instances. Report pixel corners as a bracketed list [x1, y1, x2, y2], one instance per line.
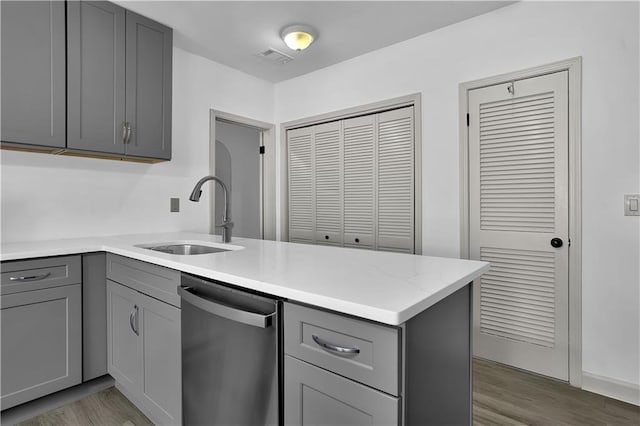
[116, 1, 514, 82]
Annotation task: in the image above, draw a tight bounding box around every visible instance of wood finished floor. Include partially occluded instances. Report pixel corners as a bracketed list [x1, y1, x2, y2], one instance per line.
[16, 387, 152, 426]
[473, 359, 639, 426]
[17, 359, 640, 426]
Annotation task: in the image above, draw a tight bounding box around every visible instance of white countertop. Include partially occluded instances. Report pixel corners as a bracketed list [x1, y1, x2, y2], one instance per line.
[1, 232, 489, 325]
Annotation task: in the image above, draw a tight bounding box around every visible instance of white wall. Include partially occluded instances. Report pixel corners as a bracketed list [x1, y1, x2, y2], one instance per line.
[274, 1, 640, 395]
[1, 47, 274, 243]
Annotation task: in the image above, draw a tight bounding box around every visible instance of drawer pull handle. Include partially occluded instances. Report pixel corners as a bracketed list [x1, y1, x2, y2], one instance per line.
[312, 334, 360, 356]
[9, 272, 51, 282]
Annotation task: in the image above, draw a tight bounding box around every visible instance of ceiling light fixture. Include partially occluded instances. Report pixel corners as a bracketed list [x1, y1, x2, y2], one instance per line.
[281, 24, 317, 51]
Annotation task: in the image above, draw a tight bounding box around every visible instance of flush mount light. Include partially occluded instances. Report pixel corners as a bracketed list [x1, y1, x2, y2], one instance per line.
[281, 25, 317, 51]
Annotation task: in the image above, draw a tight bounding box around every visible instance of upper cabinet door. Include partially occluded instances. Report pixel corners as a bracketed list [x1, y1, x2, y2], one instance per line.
[67, 1, 126, 155]
[124, 12, 172, 160]
[1, 1, 66, 148]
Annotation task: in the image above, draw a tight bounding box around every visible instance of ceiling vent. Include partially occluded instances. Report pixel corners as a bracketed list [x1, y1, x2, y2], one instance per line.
[256, 48, 293, 65]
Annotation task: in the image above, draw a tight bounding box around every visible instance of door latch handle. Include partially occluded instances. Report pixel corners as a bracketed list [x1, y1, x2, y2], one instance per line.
[550, 238, 563, 248]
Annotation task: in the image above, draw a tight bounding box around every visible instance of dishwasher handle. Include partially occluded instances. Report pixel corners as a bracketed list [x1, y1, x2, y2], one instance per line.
[178, 286, 274, 329]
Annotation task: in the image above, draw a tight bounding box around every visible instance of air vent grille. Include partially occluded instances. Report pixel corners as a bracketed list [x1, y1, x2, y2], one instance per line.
[257, 48, 293, 65]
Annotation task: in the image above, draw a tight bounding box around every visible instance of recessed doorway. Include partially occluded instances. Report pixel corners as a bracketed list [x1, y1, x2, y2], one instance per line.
[209, 110, 276, 240]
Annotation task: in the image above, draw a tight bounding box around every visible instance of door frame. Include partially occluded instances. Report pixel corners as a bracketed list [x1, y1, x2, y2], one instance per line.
[279, 93, 423, 253]
[209, 110, 276, 240]
[459, 57, 582, 386]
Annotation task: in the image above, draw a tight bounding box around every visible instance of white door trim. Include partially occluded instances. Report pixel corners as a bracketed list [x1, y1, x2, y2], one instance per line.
[459, 57, 582, 386]
[209, 110, 276, 240]
[279, 93, 423, 254]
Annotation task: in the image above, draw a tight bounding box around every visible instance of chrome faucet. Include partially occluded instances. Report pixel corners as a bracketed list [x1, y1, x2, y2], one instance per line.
[189, 176, 234, 243]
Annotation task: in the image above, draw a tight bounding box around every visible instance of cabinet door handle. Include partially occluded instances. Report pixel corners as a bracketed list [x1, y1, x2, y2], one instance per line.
[129, 305, 139, 336]
[122, 122, 128, 144]
[125, 123, 132, 144]
[9, 272, 51, 282]
[312, 334, 360, 356]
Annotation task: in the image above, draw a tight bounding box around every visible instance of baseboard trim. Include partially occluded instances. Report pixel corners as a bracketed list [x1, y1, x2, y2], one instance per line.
[0, 375, 114, 425]
[582, 371, 640, 406]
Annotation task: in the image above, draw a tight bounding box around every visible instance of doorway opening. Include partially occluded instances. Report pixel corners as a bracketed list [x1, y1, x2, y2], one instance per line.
[209, 110, 276, 240]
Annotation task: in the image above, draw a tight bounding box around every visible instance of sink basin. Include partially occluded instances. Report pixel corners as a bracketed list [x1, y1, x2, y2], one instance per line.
[137, 243, 230, 255]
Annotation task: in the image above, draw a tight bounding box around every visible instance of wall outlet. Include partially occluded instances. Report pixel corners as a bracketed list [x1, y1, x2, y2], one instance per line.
[624, 194, 639, 216]
[170, 198, 180, 213]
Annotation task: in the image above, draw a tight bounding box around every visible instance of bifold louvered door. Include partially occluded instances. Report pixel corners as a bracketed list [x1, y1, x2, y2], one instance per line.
[288, 126, 314, 242]
[314, 121, 343, 245]
[377, 107, 415, 253]
[343, 115, 376, 249]
[469, 71, 569, 380]
[288, 106, 415, 253]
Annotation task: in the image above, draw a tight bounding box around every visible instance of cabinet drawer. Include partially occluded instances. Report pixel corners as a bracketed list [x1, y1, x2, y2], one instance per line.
[107, 254, 180, 307]
[285, 355, 399, 426]
[1, 255, 81, 294]
[284, 302, 400, 396]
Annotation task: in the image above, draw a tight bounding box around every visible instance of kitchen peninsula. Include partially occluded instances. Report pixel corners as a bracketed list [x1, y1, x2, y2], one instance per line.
[1, 232, 488, 425]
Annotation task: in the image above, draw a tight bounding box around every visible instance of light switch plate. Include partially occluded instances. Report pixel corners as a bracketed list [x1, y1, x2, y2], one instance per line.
[170, 198, 180, 213]
[624, 194, 639, 216]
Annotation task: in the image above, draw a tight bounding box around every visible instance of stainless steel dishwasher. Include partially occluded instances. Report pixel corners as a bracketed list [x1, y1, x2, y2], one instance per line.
[179, 273, 280, 426]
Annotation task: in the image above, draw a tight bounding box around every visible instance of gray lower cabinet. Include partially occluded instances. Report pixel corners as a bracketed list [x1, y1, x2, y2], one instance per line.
[82, 253, 108, 382]
[0, 0, 66, 149]
[107, 279, 181, 425]
[0, 255, 83, 410]
[284, 285, 473, 426]
[67, 1, 172, 161]
[284, 302, 401, 425]
[285, 355, 399, 425]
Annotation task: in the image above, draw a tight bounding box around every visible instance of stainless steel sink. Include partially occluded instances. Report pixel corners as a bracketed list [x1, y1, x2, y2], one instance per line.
[138, 244, 230, 255]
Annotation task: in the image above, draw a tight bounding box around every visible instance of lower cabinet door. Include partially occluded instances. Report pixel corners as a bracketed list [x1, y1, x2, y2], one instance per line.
[107, 279, 181, 425]
[1, 284, 82, 409]
[284, 356, 400, 426]
[139, 293, 181, 425]
[107, 280, 143, 394]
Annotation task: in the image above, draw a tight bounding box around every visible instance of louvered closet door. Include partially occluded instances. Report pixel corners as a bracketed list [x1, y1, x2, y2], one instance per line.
[377, 107, 415, 253]
[343, 115, 376, 249]
[313, 121, 343, 245]
[469, 72, 569, 380]
[288, 127, 314, 242]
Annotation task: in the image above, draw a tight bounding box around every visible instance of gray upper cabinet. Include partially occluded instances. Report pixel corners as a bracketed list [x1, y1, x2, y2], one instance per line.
[125, 11, 172, 160]
[67, 1, 172, 161]
[67, 1, 126, 155]
[1, 1, 66, 149]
